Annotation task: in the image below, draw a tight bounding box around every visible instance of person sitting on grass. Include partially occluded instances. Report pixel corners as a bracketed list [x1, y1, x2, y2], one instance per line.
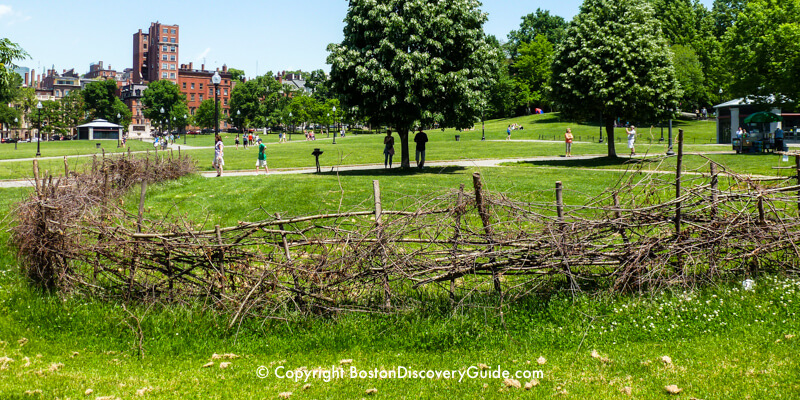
[255, 138, 268, 174]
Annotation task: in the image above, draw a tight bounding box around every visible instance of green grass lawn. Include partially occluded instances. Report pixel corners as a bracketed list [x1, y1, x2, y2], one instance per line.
[1, 114, 798, 398]
[0, 139, 151, 160]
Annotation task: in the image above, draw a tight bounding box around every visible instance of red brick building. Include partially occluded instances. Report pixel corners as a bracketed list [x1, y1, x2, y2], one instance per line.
[133, 22, 179, 85]
[178, 63, 233, 129]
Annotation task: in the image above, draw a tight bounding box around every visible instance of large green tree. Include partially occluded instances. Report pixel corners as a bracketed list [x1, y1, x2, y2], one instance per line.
[513, 35, 554, 114]
[327, 0, 499, 168]
[82, 79, 131, 129]
[671, 44, 706, 109]
[0, 38, 28, 99]
[194, 99, 218, 131]
[229, 73, 283, 130]
[722, 0, 800, 105]
[550, 0, 681, 157]
[712, 0, 747, 38]
[140, 80, 187, 132]
[506, 9, 567, 58]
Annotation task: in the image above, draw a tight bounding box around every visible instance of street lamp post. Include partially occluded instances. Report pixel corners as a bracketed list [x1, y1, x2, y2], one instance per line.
[598, 113, 604, 143]
[236, 110, 241, 134]
[289, 111, 293, 141]
[481, 110, 485, 141]
[35, 101, 42, 157]
[117, 113, 122, 148]
[183, 114, 188, 144]
[212, 71, 221, 136]
[14, 117, 18, 150]
[332, 106, 337, 145]
[667, 109, 675, 156]
[160, 107, 165, 138]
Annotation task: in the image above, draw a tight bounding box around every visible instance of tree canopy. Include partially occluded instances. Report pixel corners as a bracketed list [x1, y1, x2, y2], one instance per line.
[140, 79, 188, 131]
[722, 0, 800, 105]
[82, 79, 132, 129]
[506, 8, 567, 58]
[550, 0, 681, 157]
[327, 0, 499, 168]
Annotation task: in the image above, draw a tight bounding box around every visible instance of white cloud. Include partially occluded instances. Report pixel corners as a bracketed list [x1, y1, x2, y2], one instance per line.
[0, 5, 31, 25]
[194, 48, 211, 64]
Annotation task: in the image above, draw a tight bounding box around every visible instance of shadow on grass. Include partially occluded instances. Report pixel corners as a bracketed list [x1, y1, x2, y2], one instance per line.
[318, 165, 468, 177]
[508, 156, 661, 168]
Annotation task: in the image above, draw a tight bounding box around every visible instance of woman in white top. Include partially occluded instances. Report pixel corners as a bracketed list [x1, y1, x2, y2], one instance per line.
[213, 134, 224, 177]
[626, 125, 636, 157]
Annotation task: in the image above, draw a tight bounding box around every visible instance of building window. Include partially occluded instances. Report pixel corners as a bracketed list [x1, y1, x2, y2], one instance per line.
[143, 43, 147, 49]
[163, 63, 168, 69]
[171, 46, 176, 52]
[224, 89, 228, 96]
[163, 45, 168, 51]
[191, 108, 195, 115]
[135, 89, 141, 96]
[55, 90, 61, 97]
[191, 83, 195, 89]
[182, 82, 186, 89]
[170, 38, 175, 43]
[209, 88, 213, 95]
[224, 99, 228, 106]
[170, 73, 175, 79]
[170, 55, 175, 61]
[171, 64, 176, 70]
[191, 94, 195, 101]
[199, 83, 203, 90]
[162, 54, 167, 60]
[162, 72, 168, 78]
[163, 28, 168, 34]
[171, 29, 176, 34]
[199, 95, 203, 101]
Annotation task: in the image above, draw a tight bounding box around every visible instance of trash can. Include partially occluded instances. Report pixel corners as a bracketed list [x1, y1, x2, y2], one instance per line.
[96, 143, 101, 149]
[455, 135, 460, 141]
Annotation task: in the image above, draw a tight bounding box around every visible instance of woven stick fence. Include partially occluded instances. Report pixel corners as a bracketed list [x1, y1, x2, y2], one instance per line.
[11, 135, 800, 324]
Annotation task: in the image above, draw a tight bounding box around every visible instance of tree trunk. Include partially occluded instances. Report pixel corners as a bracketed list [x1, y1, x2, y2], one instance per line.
[398, 129, 410, 169]
[605, 118, 617, 158]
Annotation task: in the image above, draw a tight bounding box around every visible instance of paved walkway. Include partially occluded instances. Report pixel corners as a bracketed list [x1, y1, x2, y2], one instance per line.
[1, 151, 783, 188]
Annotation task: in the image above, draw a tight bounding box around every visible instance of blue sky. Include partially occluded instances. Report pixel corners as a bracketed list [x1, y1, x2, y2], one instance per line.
[2, 0, 714, 79]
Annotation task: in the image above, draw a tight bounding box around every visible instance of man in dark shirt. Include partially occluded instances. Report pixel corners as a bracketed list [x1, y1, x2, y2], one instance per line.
[414, 127, 429, 169]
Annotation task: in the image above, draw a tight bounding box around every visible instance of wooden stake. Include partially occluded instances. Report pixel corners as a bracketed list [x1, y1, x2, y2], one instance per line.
[675, 129, 684, 236]
[556, 181, 564, 222]
[451, 184, 465, 305]
[32, 159, 41, 198]
[373, 180, 391, 309]
[276, 212, 302, 309]
[710, 163, 718, 219]
[136, 180, 147, 233]
[63, 156, 69, 177]
[473, 173, 500, 294]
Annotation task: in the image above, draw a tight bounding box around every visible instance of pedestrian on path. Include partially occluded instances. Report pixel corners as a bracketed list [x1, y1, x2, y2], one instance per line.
[255, 138, 268, 174]
[235, 134, 240, 149]
[564, 128, 573, 157]
[213, 134, 225, 177]
[383, 130, 395, 168]
[414, 127, 428, 169]
[506, 125, 512, 140]
[626, 125, 637, 157]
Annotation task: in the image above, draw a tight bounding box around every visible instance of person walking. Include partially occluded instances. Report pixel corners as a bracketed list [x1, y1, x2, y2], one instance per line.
[414, 127, 428, 169]
[242, 133, 248, 149]
[235, 134, 240, 150]
[506, 125, 512, 140]
[213, 134, 225, 177]
[255, 138, 268, 174]
[383, 130, 395, 168]
[626, 125, 637, 157]
[564, 128, 574, 157]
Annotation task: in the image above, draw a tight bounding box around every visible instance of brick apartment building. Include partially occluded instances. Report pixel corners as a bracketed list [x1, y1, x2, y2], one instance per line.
[130, 22, 234, 131]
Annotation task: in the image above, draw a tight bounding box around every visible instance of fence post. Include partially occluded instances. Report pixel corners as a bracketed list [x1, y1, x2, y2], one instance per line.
[276, 212, 302, 308]
[796, 155, 800, 214]
[556, 181, 564, 222]
[32, 159, 41, 198]
[136, 180, 147, 233]
[473, 173, 500, 294]
[450, 184, 465, 305]
[63, 156, 69, 177]
[675, 129, 684, 274]
[710, 163, 718, 219]
[373, 180, 391, 309]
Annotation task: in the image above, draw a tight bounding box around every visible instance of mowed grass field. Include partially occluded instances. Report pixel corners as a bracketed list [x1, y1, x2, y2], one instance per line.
[1, 115, 799, 399]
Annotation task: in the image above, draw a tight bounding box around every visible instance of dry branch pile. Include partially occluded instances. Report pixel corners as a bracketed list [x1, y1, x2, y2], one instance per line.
[10, 150, 800, 323]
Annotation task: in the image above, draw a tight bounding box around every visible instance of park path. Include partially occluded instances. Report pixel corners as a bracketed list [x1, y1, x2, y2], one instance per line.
[0, 150, 781, 188]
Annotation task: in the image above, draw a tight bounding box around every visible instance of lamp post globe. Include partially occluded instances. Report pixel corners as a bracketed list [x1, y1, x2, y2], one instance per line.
[332, 106, 337, 145]
[35, 101, 42, 157]
[159, 107, 165, 138]
[212, 71, 221, 135]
